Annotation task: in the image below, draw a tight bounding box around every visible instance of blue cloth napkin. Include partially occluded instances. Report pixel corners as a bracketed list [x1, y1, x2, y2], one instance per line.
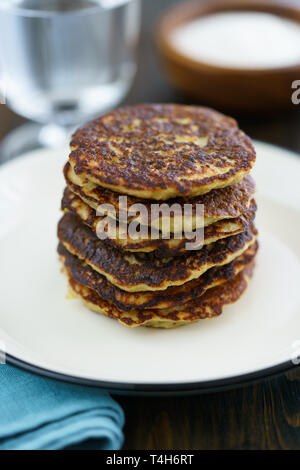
[0, 365, 124, 450]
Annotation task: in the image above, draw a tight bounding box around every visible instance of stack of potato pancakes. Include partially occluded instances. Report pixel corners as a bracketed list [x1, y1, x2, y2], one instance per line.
[57, 104, 258, 328]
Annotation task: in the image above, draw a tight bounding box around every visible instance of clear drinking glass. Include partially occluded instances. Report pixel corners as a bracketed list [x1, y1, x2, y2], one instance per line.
[0, 0, 141, 160]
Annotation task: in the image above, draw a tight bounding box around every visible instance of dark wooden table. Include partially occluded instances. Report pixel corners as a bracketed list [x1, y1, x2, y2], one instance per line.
[1, 0, 299, 450]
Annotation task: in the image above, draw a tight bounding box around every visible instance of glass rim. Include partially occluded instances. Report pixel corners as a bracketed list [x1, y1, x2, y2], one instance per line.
[0, 0, 133, 18]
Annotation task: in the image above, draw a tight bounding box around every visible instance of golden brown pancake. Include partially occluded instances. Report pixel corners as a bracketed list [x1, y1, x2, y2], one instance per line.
[69, 104, 256, 200]
[65, 261, 255, 328]
[57, 212, 257, 292]
[64, 162, 255, 233]
[58, 241, 258, 310]
[61, 187, 257, 255]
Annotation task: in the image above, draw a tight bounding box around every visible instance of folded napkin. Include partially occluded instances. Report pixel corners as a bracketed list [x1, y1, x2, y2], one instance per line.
[0, 365, 124, 450]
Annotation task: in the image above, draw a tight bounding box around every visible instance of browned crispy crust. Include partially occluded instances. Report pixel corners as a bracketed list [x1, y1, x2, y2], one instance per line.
[64, 162, 256, 223]
[69, 104, 256, 200]
[58, 241, 258, 311]
[66, 261, 255, 327]
[61, 186, 257, 255]
[57, 212, 257, 291]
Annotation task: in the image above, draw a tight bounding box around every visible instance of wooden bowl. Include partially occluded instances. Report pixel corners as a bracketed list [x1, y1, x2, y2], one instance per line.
[156, 0, 300, 113]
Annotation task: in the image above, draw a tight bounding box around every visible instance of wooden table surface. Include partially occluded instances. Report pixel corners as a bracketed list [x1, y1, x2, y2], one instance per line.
[0, 0, 299, 451]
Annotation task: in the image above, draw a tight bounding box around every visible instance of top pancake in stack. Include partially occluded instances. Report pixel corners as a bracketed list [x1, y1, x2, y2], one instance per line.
[57, 104, 257, 328]
[68, 103, 255, 199]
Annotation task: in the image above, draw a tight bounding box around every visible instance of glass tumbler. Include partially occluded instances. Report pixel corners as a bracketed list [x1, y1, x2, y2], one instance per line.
[0, 0, 141, 160]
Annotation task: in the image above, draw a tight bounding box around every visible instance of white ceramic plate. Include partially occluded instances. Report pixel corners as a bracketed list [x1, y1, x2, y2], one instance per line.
[0, 141, 299, 394]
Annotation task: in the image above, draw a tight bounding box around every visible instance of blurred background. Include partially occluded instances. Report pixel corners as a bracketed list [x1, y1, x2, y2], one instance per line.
[0, 0, 299, 158]
[127, 0, 300, 153]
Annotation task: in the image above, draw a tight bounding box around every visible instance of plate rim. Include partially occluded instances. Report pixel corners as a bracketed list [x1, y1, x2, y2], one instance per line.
[6, 353, 299, 394]
[1, 140, 300, 394]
